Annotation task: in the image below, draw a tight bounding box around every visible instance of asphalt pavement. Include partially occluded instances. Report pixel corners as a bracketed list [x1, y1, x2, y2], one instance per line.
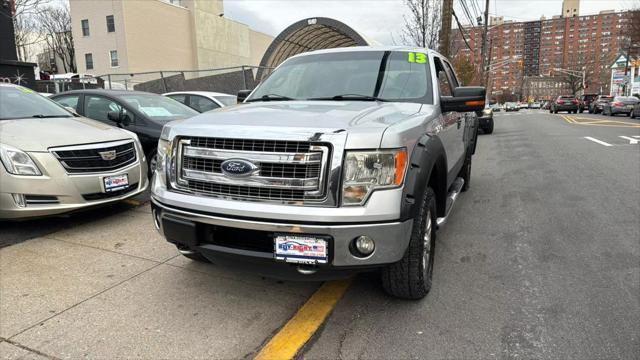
[1, 109, 638, 359]
[303, 109, 640, 359]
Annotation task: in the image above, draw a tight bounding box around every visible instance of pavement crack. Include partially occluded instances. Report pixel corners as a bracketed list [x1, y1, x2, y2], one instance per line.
[1, 337, 61, 360]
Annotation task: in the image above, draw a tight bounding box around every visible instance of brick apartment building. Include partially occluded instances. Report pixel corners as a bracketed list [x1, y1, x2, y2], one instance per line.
[453, 4, 636, 101]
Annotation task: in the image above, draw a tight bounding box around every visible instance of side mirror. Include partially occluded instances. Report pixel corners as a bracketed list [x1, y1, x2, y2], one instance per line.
[65, 106, 80, 116]
[440, 86, 486, 113]
[237, 89, 252, 103]
[107, 111, 131, 126]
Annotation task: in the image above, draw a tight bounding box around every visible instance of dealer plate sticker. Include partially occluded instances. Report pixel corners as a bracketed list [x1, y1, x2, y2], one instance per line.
[274, 235, 328, 264]
[103, 174, 129, 192]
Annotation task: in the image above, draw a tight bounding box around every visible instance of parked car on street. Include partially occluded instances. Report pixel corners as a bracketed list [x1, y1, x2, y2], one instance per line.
[602, 96, 640, 117]
[505, 102, 519, 111]
[478, 106, 494, 134]
[529, 102, 541, 109]
[550, 95, 578, 113]
[542, 101, 551, 110]
[518, 102, 528, 109]
[631, 101, 640, 119]
[490, 103, 501, 112]
[163, 91, 237, 112]
[589, 95, 613, 114]
[578, 94, 597, 113]
[0, 84, 148, 219]
[151, 46, 485, 300]
[51, 89, 199, 175]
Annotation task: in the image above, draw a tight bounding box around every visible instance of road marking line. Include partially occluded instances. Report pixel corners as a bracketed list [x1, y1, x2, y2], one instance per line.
[584, 137, 613, 147]
[122, 199, 141, 206]
[255, 279, 352, 360]
[620, 136, 640, 145]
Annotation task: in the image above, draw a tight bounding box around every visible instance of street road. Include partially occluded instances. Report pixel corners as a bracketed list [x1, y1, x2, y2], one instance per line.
[1, 109, 638, 359]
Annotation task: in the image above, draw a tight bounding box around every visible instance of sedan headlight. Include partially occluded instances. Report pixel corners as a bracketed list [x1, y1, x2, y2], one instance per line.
[342, 149, 407, 206]
[0, 144, 42, 176]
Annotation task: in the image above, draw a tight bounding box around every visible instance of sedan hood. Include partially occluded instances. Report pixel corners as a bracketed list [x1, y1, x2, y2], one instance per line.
[164, 101, 422, 148]
[0, 116, 133, 151]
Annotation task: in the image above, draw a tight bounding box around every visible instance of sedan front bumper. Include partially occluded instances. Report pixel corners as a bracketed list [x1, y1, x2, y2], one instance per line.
[0, 151, 148, 219]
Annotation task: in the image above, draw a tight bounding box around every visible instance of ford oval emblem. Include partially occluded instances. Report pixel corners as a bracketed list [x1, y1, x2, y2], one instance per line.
[220, 159, 258, 177]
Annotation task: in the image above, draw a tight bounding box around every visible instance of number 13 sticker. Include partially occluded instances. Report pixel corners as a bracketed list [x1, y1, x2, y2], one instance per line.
[407, 52, 427, 64]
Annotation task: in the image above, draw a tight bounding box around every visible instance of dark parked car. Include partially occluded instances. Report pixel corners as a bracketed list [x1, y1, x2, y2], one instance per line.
[602, 96, 640, 117]
[550, 95, 578, 113]
[631, 101, 640, 119]
[51, 90, 199, 175]
[589, 95, 613, 114]
[578, 94, 598, 113]
[478, 106, 494, 134]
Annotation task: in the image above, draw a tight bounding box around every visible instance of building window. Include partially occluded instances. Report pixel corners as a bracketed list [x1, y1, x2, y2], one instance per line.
[106, 15, 115, 32]
[109, 50, 118, 67]
[85, 53, 93, 70]
[81, 19, 90, 36]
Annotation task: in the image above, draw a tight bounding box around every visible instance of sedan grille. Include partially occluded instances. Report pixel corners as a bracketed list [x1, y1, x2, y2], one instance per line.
[52, 140, 136, 174]
[174, 137, 330, 203]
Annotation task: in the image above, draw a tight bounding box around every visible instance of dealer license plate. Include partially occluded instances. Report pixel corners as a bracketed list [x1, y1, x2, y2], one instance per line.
[274, 235, 328, 264]
[103, 174, 129, 192]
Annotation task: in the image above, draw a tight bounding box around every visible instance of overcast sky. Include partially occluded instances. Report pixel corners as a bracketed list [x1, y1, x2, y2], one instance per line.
[224, 0, 637, 45]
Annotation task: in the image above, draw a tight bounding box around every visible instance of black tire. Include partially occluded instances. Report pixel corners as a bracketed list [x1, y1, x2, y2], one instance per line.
[609, 110, 615, 117]
[632, 112, 636, 119]
[554, 110, 558, 114]
[588, 108, 593, 114]
[549, 109, 553, 113]
[147, 149, 158, 178]
[579, 108, 584, 113]
[381, 187, 437, 300]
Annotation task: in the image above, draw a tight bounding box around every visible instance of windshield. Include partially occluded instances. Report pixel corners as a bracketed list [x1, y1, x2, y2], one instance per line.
[119, 93, 198, 121]
[215, 96, 237, 106]
[0, 86, 72, 120]
[249, 51, 433, 104]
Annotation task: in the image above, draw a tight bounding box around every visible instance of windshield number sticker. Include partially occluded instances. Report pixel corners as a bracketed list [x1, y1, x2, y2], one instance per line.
[408, 52, 427, 64]
[17, 86, 34, 94]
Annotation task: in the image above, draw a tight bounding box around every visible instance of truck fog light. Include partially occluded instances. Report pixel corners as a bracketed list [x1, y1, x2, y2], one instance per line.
[351, 235, 375, 257]
[12, 194, 26, 208]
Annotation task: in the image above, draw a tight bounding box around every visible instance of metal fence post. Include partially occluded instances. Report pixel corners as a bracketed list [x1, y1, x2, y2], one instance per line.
[108, 74, 112, 90]
[160, 71, 168, 92]
[241, 66, 247, 90]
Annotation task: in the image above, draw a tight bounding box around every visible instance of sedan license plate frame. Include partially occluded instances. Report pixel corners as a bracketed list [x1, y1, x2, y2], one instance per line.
[103, 174, 129, 192]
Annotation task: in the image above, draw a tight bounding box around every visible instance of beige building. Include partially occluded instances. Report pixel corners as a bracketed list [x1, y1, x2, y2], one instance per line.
[69, 0, 273, 77]
[562, 0, 580, 18]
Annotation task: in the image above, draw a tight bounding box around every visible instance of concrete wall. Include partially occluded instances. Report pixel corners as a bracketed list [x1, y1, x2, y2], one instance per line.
[133, 69, 256, 94]
[121, 0, 195, 73]
[70, 0, 128, 75]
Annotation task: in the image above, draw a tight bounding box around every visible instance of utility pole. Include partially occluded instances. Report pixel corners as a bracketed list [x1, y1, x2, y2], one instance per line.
[622, 41, 631, 96]
[439, 0, 453, 57]
[480, 0, 490, 86]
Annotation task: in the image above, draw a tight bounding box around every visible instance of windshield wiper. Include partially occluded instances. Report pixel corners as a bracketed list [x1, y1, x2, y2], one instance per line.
[31, 114, 71, 118]
[245, 94, 294, 102]
[307, 94, 388, 102]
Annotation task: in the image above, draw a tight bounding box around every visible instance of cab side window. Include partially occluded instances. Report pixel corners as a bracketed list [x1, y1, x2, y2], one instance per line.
[434, 58, 453, 97]
[443, 61, 460, 88]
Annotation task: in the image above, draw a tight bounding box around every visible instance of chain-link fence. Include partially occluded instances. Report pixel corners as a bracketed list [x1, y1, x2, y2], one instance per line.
[35, 65, 274, 95]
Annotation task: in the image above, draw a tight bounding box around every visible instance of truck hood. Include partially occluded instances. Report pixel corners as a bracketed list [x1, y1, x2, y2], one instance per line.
[164, 101, 422, 148]
[0, 116, 134, 151]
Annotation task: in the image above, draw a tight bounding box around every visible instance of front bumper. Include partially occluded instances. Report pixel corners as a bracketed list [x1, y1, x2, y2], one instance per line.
[151, 198, 413, 280]
[0, 151, 148, 219]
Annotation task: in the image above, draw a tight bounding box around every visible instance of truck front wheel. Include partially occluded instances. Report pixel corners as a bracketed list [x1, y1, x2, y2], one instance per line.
[381, 187, 436, 299]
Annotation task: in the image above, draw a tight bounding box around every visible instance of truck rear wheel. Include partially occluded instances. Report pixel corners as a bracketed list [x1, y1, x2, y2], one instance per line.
[381, 187, 436, 300]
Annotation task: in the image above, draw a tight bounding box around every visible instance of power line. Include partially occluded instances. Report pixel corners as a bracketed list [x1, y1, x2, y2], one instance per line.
[452, 10, 474, 51]
[459, 0, 476, 26]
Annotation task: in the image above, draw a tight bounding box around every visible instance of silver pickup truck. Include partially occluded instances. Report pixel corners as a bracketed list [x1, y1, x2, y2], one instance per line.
[151, 47, 485, 299]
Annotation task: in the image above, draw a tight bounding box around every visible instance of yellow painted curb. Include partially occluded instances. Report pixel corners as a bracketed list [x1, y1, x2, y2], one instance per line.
[255, 278, 353, 360]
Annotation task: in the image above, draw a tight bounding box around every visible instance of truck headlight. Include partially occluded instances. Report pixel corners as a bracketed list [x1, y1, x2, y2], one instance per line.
[0, 144, 42, 176]
[156, 138, 170, 173]
[342, 149, 407, 206]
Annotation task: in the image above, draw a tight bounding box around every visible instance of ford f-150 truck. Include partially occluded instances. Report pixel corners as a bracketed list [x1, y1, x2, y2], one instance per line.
[151, 47, 485, 299]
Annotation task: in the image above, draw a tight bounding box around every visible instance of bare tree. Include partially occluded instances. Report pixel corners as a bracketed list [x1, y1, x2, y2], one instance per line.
[12, 0, 49, 61]
[399, 0, 442, 49]
[38, 3, 75, 73]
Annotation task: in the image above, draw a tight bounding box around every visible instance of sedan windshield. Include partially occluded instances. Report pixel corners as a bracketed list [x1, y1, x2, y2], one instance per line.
[119, 93, 198, 121]
[248, 51, 433, 104]
[0, 86, 72, 120]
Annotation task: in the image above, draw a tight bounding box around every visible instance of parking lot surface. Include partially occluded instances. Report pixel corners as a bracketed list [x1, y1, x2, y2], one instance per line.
[1, 109, 639, 359]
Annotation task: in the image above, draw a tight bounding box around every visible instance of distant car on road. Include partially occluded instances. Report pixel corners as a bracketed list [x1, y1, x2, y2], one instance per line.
[51, 89, 199, 175]
[602, 96, 640, 117]
[550, 95, 578, 114]
[589, 95, 613, 114]
[478, 106, 494, 134]
[0, 84, 148, 219]
[505, 102, 519, 111]
[518, 102, 528, 109]
[578, 94, 597, 113]
[529, 102, 541, 109]
[490, 103, 501, 112]
[163, 91, 237, 113]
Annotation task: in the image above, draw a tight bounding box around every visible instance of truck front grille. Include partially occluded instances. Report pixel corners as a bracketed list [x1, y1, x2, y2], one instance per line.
[174, 137, 330, 203]
[51, 140, 136, 174]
